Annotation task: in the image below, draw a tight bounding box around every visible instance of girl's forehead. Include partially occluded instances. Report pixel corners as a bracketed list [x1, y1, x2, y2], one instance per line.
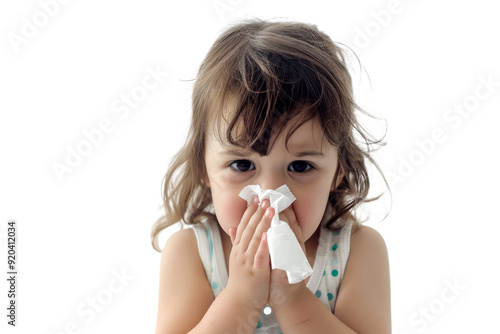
[273, 116, 331, 153]
[206, 114, 330, 154]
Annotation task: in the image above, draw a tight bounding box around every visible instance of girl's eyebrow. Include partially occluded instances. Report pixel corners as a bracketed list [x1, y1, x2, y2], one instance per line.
[218, 146, 254, 156]
[292, 150, 326, 158]
[218, 146, 325, 158]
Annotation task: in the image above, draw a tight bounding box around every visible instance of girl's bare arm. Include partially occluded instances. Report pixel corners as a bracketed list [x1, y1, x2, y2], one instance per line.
[154, 229, 214, 333]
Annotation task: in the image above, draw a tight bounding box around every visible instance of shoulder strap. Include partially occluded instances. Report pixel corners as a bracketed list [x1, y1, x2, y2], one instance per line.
[337, 220, 353, 282]
[190, 222, 213, 283]
[190, 221, 227, 297]
[321, 220, 354, 312]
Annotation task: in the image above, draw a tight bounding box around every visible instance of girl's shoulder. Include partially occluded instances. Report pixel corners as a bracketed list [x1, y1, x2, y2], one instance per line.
[161, 222, 212, 255]
[348, 224, 389, 277]
[159, 227, 205, 286]
[334, 224, 391, 332]
[162, 227, 197, 253]
[349, 224, 387, 251]
[156, 226, 214, 333]
[159, 223, 213, 269]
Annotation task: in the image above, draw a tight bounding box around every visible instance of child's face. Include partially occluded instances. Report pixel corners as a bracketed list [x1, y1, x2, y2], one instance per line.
[204, 116, 341, 242]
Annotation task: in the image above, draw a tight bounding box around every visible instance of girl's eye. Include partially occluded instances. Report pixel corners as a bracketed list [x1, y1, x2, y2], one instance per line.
[288, 161, 313, 173]
[229, 160, 255, 172]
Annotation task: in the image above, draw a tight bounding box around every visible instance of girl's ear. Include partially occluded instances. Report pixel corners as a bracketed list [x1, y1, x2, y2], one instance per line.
[330, 164, 344, 191]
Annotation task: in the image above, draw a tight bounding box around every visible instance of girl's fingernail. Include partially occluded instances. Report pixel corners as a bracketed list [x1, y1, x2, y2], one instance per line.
[253, 196, 259, 203]
[261, 199, 269, 209]
[265, 207, 274, 217]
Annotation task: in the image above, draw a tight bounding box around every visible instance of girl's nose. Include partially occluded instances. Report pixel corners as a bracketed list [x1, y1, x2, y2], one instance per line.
[256, 172, 287, 191]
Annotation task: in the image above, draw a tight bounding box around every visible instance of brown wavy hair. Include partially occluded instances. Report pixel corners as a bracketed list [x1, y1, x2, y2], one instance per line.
[151, 18, 386, 252]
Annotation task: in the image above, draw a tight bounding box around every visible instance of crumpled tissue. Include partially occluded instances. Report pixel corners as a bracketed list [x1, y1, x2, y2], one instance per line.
[239, 184, 313, 284]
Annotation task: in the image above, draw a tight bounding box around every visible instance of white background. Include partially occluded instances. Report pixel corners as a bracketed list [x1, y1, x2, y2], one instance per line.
[1, 0, 499, 333]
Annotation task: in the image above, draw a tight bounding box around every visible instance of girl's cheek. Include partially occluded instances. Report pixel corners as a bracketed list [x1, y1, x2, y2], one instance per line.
[228, 201, 248, 225]
[213, 190, 248, 233]
[292, 196, 328, 240]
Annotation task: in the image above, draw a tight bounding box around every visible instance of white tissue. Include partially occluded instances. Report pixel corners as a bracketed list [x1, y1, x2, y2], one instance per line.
[239, 185, 313, 284]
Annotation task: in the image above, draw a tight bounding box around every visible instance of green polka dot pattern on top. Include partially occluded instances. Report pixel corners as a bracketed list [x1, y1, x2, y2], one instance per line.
[316, 220, 354, 315]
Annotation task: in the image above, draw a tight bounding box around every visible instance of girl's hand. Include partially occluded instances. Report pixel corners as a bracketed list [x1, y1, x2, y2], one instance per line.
[225, 197, 274, 311]
[268, 206, 309, 309]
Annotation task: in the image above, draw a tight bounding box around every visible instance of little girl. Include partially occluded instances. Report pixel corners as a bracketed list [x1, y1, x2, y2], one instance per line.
[152, 18, 391, 333]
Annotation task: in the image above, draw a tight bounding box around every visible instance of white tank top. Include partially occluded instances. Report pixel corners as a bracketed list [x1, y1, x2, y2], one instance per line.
[191, 218, 353, 333]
